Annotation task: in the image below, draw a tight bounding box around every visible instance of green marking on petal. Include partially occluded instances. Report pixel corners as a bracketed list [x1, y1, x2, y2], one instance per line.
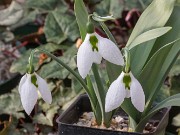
[89, 35, 99, 51]
[31, 75, 38, 87]
[123, 73, 131, 90]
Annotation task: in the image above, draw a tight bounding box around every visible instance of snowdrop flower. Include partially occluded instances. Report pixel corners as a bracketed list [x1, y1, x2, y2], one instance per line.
[105, 71, 145, 112]
[19, 73, 52, 115]
[77, 32, 124, 78]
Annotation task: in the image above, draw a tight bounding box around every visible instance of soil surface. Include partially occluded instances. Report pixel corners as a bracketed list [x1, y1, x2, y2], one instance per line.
[74, 112, 159, 133]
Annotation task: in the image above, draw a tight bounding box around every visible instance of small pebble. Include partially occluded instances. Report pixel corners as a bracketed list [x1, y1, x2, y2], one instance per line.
[115, 116, 124, 123]
[74, 112, 158, 133]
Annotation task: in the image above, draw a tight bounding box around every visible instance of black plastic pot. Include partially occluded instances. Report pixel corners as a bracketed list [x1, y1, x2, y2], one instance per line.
[0, 73, 21, 95]
[57, 94, 170, 135]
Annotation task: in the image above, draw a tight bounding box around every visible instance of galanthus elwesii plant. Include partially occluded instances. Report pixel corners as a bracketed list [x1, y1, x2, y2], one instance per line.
[18, 0, 180, 133]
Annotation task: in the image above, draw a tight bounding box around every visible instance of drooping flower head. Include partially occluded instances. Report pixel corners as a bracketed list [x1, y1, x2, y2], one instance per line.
[19, 72, 52, 115]
[105, 71, 145, 112]
[77, 21, 124, 79]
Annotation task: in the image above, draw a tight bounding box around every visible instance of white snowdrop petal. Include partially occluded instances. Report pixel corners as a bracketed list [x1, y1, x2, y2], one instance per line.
[20, 75, 38, 115]
[36, 73, 52, 104]
[77, 34, 94, 79]
[97, 34, 124, 66]
[125, 89, 131, 98]
[105, 72, 126, 112]
[92, 51, 102, 64]
[18, 74, 27, 93]
[130, 72, 145, 112]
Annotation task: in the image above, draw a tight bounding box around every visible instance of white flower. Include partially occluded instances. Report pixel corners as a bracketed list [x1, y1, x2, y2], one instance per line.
[18, 73, 52, 115]
[77, 32, 124, 78]
[105, 71, 145, 112]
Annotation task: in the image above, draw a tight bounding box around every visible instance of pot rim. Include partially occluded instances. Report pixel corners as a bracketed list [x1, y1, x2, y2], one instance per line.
[56, 94, 171, 134]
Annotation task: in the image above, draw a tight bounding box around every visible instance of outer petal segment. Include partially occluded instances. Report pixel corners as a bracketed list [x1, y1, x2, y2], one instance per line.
[18, 74, 27, 93]
[96, 33, 124, 66]
[36, 73, 52, 104]
[77, 34, 94, 79]
[20, 74, 38, 115]
[130, 72, 145, 112]
[105, 72, 126, 112]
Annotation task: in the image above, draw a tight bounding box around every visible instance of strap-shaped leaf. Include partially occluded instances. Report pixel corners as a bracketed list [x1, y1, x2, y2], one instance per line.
[138, 7, 180, 115]
[135, 94, 180, 132]
[129, 0, 175, 76]
[127, 0, 175, 46]
[128, 27, 172, 49]
[139, 38, 180, 118]
[149, 6, 180, 58]
[86, 75, 102, 125]
[74, 0, 88, 40]
[44, 8, 79, 44]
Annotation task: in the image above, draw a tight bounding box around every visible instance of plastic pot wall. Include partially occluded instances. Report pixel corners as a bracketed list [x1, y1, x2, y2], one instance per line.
[57, 94, 170, 135]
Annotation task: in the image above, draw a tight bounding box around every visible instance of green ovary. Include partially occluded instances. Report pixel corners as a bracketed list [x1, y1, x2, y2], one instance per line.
[89, 35, 99, 51]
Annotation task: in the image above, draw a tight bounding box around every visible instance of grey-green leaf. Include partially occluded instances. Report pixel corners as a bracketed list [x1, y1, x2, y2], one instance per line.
[129, 0, 175, 76]
[136, 94, 180, 131]
[139, 39, 180, 102]
[127, 0, 175, 46]
[128, 27, 172, 49]
[74, 0, 88, 40]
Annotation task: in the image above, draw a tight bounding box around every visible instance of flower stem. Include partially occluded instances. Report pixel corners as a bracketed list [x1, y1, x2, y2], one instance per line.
[91, 64, 105, 125]
[33, 49, 89, 93]
[34, 102, 38, 133]
[99, 22, 117, 44]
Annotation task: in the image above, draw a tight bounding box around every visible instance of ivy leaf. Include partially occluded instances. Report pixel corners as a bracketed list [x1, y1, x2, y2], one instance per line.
[26, 0, 59, 11]
[71, 73, 83, 94]
[94, 0, 124, 18]
[10, 49, 38, 74]
[0, 1, 24, 26]
[10, 10, 39, 30]
[39, 46, 77, 79]
[44, 8, 79, 44]
[33, 113, 52, 126]
[10, 43, 61, 74]
[0, 88, 24, 119]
